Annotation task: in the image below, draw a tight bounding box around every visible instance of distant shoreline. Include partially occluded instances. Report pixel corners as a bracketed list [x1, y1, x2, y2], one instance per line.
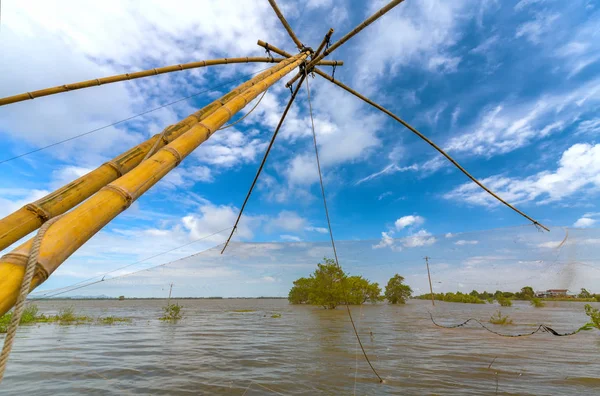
[30, 297, 288, 301]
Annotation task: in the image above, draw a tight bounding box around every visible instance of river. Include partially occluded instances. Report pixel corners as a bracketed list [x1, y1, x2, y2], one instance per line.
[1, 299, 598, 395]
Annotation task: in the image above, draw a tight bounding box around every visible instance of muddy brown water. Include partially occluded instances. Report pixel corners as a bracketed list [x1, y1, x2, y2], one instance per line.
[1, 299, 598, 395]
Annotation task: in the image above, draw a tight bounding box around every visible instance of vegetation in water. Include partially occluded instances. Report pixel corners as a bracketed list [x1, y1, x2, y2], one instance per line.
[530, 298, 545, 308]
[581, 304, 600, 330]
[232, 309, 255, 313]
[416, 292, 485, 304]
[384, 274, 412, 304]
[97, 316, 132, 325]
[160, 303, 183, 321]
[0, 305, 46, 333]
[288, 258, 383, 309]
[271, 313, 281, 318]
[489, 310, 513, 325]
[497, 296, 512, 307]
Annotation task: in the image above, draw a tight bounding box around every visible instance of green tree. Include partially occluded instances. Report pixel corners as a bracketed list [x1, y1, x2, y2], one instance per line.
[384, 274, 412, 304]
[309, 258, 346, 309]
[288, 277, 313, 304]
[346, 276, 383, 304]
[469, 290, 479, 298]
[519, 286, 535, 300]
[579, 288, 591, 299]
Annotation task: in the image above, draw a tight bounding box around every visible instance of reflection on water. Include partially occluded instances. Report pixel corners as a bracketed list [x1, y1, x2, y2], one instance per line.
[1, 299, 599, 395]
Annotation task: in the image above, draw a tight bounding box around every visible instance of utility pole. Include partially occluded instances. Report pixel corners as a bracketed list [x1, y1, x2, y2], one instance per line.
[168, 283, 173, 306]
[425, 256, 435, 306]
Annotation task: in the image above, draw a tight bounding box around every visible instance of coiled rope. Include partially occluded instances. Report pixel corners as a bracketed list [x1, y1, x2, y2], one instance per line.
[0, 216, 61, 383]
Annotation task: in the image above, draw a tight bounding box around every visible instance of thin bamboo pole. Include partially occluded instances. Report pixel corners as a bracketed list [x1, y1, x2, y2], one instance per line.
[0, 52, 309, 316]
[303, 0, 405, 72]
[257, 40, 343, 66]
[267, 0, 304, 50]
[285, 28, 335, 88]
[0, 56, 303, 252]
[0, 57, 288, 107]
[313, 68, 549, 231]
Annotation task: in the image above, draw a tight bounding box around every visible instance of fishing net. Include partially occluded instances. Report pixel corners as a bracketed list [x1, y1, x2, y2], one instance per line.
[6, 225, 600, 394]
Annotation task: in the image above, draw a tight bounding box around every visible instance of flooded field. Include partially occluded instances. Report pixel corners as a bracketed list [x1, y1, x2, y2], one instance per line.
[1, 299, 598, 395]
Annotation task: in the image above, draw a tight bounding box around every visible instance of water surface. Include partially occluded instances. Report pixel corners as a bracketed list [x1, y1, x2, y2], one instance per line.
[1, 299, 598, 395]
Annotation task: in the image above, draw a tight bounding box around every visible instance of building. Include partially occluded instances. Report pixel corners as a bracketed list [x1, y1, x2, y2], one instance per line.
[535, 289, 570, 298]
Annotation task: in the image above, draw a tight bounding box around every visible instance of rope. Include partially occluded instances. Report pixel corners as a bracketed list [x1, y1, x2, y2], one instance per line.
[428, 312, 584, 337]
[304, 69, 383, 383]
[217, 88, 268, 131]
[0, 216, 60, 383]
[220, 75, 307, 254]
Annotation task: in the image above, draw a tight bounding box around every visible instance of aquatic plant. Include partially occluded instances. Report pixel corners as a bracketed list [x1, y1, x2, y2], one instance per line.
[0, 304, 47, 333]
[232, 309, 255, 313]
[159, 303, 183, 321]
[97, 316, 132, 325]
[489, 310, 513, 325]
[416, 292, 485, 304]
[497, 296, 512, 307]
[584, 304, 599, 329]
[530, 298, 545, 308]
[271, 313, 282, 318]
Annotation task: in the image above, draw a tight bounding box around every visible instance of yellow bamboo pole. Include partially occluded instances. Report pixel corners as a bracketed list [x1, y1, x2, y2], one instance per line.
[257, 40, 343, 66]
[313, 67, 549, 231]
[0, 56, 288, 107]
[0, 52, 309, 316]
[0, 56, 302, 252]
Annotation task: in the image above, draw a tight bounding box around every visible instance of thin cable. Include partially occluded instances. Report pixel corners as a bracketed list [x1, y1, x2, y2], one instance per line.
[220, 74, 307, 254]
[428, 312, 585, 337]
[313, 68, 549, 232]
[31, 227, 233, 298]
[0, 68, 273, 165]
[217, 88, 268, 131]
[304, 71, 383, 383]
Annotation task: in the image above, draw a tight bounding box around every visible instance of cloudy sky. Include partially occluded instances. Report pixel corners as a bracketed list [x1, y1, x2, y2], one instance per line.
[1, 0, 599, 297]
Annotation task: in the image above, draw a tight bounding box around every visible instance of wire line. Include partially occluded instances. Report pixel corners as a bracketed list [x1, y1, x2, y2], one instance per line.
[304, 70, 384, 383]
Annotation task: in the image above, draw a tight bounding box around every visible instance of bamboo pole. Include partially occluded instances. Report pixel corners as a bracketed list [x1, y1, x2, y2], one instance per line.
[0, 56, 303, 252]
[303, 0, 405, 72]
[267, 0, 304, 50]
[257, 40, 343, 66]
[0, 52, 309, 316]
[0, 57, 289, 107]
[313, 68, 549, 231]
[285, 28, 335, 88]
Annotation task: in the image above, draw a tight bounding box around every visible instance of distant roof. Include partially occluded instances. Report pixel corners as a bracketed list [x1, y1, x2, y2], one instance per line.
[547, 289, 568, 292]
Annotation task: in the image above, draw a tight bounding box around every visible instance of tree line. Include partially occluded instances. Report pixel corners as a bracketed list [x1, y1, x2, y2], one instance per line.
[288, 258, 412, 309]
[416, 287, 600, 304]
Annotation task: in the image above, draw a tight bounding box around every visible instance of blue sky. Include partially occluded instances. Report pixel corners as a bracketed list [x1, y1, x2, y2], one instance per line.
[1, 0, 599, 296]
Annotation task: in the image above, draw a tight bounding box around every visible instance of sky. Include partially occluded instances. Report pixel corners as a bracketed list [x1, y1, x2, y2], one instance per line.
[1, 0, 599, 297]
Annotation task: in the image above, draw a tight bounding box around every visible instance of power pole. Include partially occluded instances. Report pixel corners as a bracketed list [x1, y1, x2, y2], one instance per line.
[425, 256, 435, 306]
[168, 283, 173, 305]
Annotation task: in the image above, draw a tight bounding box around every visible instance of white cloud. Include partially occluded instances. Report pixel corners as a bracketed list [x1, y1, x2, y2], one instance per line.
[305, 226, 328, 233]
[515, 12, 559, 44]
[445, 233, 454, 238]
[395, 215, 425, 230]
[576, 118, 600, 135]
[573, 217, 596, 228]
[401, 229, 437, 248]
[269, 211, 307, 232]
[377, 191, 393, 200]
[0, 188, 50, 219]
[280, 235, 302, 242]
[354, 0, 469, 90]
[194, 128, 267, 168]
[454, 240, 479, 245]
[444, 143, 600, 206]
[182, 202, 255, 241]
[356, 164, 418, 185]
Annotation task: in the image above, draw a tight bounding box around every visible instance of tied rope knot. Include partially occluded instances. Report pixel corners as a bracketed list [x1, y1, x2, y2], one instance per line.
[264, 43, 274, 62]
[0, 215, 62, 383]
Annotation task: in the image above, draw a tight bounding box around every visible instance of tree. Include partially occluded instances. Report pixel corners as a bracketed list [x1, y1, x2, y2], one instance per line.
[309, 258, 346, 309]
[384, 274, 412, 304]
[346, 276, 383, 304]
[470, 290, 479, 298]
[579, 288, 591, 299]
[288, 277, 313, 304]
[516, 286, 535, 300]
